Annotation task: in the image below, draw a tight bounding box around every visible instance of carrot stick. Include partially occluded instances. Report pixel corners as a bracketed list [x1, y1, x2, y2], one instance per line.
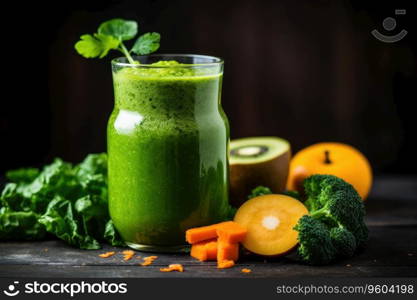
[186, 224, 219, 244]
[186, 221, 247, 244]
[216, 222, 247, 244]
[217, 240, 239, 262]
[217, 259, 235, 269]
[190, 239, 217, 261]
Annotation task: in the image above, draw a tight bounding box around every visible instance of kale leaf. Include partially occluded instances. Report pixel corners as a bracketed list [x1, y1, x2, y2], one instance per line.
[0, 153, 125, 249]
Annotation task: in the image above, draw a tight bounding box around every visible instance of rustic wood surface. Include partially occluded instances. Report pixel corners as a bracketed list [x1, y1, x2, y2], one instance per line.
[0, 176, 416, 278]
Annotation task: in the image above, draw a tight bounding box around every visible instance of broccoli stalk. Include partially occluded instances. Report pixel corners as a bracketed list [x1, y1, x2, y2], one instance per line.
[294, 175, 368, 265]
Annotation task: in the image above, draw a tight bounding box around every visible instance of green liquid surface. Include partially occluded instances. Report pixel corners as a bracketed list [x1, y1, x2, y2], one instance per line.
[108, 62, 230, 247]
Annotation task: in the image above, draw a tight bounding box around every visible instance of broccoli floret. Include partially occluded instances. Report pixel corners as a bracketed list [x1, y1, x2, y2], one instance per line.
[248, 186, 301, 201]
[295, 215, 336, 265]
[303, 175, 368, 246]
[330, 227, 356, 258]
[294, 174, 368, 265]
[352, 222, 369, 248]
[248, 186, 272, 199]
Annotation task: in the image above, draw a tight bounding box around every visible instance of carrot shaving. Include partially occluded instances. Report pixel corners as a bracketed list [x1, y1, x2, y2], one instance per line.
[140, 255, 158, 266]
[241, 268, 252, 273]
[99, 251, 116, 258]
[144, 255, 158, 260]
[122, 250, 135, 261]
[160, 264, 184, 272]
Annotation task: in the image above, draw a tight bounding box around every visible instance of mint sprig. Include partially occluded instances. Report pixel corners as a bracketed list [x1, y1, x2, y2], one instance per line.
[75, 18, 161, 64]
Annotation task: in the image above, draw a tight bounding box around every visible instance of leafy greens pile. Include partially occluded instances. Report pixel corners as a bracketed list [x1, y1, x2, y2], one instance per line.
[0, 153, 125, 249]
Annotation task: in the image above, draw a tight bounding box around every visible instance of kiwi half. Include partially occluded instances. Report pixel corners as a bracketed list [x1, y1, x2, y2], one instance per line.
[229, 137, 291, 207]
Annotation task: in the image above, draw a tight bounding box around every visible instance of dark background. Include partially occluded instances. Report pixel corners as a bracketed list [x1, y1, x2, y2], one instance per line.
[1, 0, 415, 175]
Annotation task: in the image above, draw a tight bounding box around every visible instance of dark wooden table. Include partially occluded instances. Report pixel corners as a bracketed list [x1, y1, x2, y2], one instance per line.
[0, 176, 416, 278]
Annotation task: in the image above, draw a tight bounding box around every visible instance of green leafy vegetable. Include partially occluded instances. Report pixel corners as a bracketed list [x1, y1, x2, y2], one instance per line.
[104, 220, 125, 247]
[1, 183, 31, 212]
[75, 18, 161, 64]
[0, 153, 125, 249]
[294, 174, 368, 265]
[6, 168, 39, 183]
[39, 197, 101, 250]
[74, 34, 120, 58]
[75, 153, 108, 179]
[98, 19, 138, 41]
[248, 186, 272, 199]
[131, 32, 161, 55]
[0, 207, 46, 240]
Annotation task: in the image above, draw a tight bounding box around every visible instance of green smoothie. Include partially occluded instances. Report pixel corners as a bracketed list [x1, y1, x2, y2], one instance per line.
[108, 58, 230, 251]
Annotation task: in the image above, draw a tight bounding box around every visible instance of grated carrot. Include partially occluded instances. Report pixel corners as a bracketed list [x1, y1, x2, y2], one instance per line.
[140, 256, 158, 266]
[99, 251, 116, 258]
[160, 264, 184, 272]
[122, 250, 135, 261]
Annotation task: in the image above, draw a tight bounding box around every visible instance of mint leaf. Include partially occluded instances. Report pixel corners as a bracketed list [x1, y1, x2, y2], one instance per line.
[75, 34, 120, 59]
[98, 18, 138, 41]
[131, 32, 161, 55]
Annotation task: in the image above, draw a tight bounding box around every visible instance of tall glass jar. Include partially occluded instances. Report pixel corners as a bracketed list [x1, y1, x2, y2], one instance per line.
[108, 54, 230, 252]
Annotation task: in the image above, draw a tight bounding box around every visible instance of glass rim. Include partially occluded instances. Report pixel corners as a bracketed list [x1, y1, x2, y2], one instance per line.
[111, 54, 224, 68]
